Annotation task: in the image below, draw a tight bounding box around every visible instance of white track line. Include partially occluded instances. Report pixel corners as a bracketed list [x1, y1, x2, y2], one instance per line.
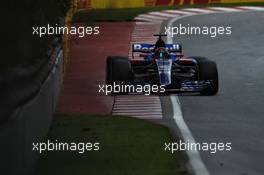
[208, 7, 243, 12]
[134, 17, 163, 23]
[163, 10, 196, 15]
[237, 6, 264, 11]
[114, 107, 162, 110]
[135, 21, 158, 25]
[180, 8, 215, 13]
[167, 15, 210, 175]
[138, 14, 169, 20]
[170, 96, 210, 175]
[148, 11, 179, 18]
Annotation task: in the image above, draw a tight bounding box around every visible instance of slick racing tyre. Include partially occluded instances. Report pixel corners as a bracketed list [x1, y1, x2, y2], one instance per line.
[194, 57, 219, 95]
[106, 56, 131, 94]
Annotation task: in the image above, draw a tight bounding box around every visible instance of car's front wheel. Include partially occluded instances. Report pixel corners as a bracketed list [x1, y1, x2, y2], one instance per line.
[193, 57, 219, 95]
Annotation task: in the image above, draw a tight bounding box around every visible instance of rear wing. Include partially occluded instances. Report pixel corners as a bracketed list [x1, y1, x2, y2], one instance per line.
[132, 43, 182, 53]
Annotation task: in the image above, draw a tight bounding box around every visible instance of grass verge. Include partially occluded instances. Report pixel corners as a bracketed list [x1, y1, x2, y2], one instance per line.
[36, 114, 185, 175]
[73, 2, 264, 22]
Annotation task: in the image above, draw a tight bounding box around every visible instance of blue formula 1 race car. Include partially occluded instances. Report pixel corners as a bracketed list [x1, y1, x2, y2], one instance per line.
[106, 34, 218, 95]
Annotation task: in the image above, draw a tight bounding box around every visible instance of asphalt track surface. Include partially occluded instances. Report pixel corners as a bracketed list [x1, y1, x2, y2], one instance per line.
[162, 11, 264, 175]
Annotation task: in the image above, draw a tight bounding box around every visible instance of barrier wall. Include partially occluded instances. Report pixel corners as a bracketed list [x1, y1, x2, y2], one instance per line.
[0, 1, 75, 175]
[0, 49, 63, 175]
[77, 0, 264, 9]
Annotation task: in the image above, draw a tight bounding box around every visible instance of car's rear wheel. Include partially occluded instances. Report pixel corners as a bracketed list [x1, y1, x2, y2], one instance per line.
[106, 56, 131, 94]
[193, 57, 218, 95]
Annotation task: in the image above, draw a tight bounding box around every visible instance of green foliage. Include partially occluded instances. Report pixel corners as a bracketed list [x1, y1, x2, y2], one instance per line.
[36, 114, 185, 175]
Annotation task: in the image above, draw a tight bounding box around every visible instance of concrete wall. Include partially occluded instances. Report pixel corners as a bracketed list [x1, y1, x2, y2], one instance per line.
[0, 50, 63, 175]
